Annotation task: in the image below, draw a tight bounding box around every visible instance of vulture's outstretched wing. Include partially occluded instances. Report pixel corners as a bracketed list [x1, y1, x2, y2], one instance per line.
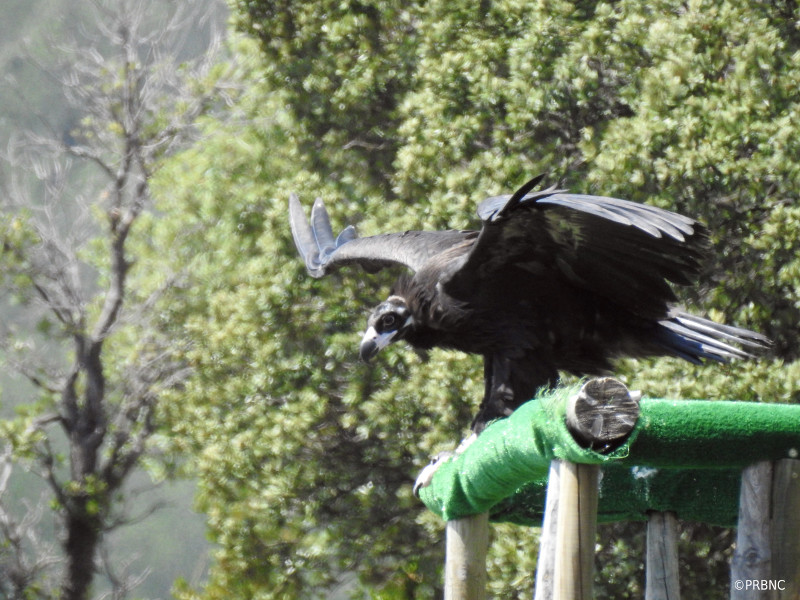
[289, 193, 476, 278]
[442, 176, 710, 318]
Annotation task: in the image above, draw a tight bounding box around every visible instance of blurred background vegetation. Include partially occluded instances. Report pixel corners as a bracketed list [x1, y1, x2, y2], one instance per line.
[2, 0, 799, 598]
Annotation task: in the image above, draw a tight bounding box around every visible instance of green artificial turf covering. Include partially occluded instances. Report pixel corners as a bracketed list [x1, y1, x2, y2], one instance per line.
[418, 385, 800, 527]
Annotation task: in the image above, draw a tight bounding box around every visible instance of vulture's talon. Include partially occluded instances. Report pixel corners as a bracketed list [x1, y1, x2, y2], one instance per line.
[413, 433, 479, 496]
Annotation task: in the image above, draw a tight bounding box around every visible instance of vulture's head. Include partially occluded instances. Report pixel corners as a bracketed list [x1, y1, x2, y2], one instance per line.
[359, 296, 414, 361]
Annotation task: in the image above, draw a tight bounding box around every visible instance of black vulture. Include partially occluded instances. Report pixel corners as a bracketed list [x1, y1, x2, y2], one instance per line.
[289, 175, 769, 432]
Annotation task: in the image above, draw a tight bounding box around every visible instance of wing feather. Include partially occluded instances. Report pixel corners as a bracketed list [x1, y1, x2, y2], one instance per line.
[444, 177, 710, 318]
[289, 193, 324, 272]
[310, 198, 337, 256]
[538, 194, 695, 240]
[289, 194, 476, 278]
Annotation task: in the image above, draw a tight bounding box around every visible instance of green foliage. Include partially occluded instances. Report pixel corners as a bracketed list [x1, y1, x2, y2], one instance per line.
[232, 0, 422, 195]
[142, 1, 800, 598]
[0, 212, 38, 299]
[578, 0, 800, 357]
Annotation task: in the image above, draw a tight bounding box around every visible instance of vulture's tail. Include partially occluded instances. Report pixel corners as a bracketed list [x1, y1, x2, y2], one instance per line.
[657, 312, 771, 364]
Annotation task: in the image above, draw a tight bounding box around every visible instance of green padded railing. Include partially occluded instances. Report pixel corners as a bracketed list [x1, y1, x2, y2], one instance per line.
[417, 385, 800, 527]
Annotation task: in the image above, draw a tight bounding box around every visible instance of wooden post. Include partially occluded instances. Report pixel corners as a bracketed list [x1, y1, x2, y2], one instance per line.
[534, 461, 599, 600]
[565, 377, 641, 453]
[534, 378, 640, 600]
[770, 458, 800, 599]
[731, 461, 773, 600]
[534, 461, 561, 600]
[444, 512, 489, 600]
[645, 511, 680, 600]
[552, 460, 599, 600]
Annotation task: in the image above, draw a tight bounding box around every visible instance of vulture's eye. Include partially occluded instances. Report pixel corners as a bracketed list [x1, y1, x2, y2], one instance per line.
[380, 314, 398, 330]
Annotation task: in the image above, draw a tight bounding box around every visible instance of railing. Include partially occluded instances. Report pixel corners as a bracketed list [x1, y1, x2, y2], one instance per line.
[417, 379, 800, 600]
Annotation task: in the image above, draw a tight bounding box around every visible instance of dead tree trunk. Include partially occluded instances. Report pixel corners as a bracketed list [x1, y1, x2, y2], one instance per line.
[62, 509, 101, 600]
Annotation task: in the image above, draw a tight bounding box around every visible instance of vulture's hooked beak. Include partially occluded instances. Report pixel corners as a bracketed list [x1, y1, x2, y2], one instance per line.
[359, 326, 396, 362]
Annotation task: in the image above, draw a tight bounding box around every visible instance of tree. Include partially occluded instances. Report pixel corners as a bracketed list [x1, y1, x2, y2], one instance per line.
[0, 1, 230, 598]
[232, 0, 421, 197]
[147, 0, 800, 597]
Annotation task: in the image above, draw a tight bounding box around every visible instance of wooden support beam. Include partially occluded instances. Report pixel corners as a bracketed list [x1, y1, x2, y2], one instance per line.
[645, 511, 680, 600]
[732, 458, 800, 600]
[731, 461, 773, 600]
[770, 458, 800, 599]
[535, 378, 640, 600]
[444, 512, 489, 600]
[534, 460, 599, 600]
[566, 377, 641, 453]
[534, 460, 560, 600]
[552, 460, 599, 600]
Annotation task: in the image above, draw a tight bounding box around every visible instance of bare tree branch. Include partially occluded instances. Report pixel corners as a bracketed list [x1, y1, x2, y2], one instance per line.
[0, 448, 60, 598]
[97, 544, 151, 600]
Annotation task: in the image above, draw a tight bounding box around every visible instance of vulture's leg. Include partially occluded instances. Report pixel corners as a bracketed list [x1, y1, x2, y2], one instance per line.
[414, 358, 502, 495]
[415, 357, 518, 495]
[470, 355, 515, 433]
[415, 356, 537, 494]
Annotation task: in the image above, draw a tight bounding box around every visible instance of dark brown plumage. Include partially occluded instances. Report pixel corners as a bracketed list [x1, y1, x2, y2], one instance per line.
[289, 175, 769, 431]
